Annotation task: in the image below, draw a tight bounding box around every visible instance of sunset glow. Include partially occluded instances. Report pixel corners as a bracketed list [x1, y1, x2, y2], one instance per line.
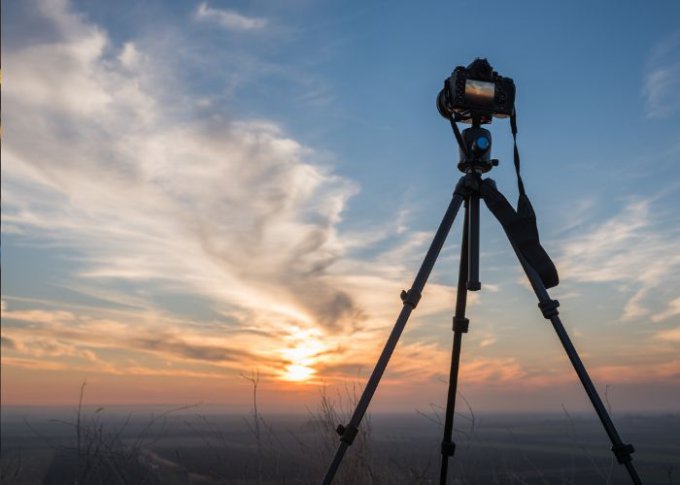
[278, 328, 326, 382]
[2, 0, 680, 415]
[284, 364, 316, 382]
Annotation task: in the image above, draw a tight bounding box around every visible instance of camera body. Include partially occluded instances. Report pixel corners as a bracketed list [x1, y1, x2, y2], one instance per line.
[437, 58, 515, 124]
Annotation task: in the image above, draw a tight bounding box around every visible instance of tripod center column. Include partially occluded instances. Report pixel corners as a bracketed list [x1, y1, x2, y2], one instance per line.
[467, 192, 481, 291]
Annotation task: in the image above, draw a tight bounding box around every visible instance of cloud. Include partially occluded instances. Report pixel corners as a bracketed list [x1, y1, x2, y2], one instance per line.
[654, 326, 680, 343]
[129, 334, 253, 363]
[1, 336, 18, 350]
[1, 305, 259, 373]
[195, 3, 267, 32]
[2, 0, 368, 342]
[118, 42, 142, 69]
[643, 32, 680, 119]
[2, 0, 479, 388]
[314, 339, 528, 388]
[593, 360, 680, 384]
[2, 1, 433, 390]
[651, 297, 680, 323]
[556, 199, 680, 321]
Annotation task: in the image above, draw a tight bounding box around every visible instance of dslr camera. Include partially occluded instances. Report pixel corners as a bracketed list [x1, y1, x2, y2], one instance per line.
[437, 58, 515, 124]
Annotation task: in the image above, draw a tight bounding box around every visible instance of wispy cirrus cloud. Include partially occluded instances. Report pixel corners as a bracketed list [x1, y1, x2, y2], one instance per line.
[2, 0, 362, 336]
[643, 32, 680, 119]
[556, 198, 680, 322]
[1, 0, 364, 384]
[651, 297, 680, 323]
[654, 326, 680, 343]
[1, 336, 18, 350]
[1, 304, 260, 373]
[1, 0, 461, 389]
[195, 2, 267, 32]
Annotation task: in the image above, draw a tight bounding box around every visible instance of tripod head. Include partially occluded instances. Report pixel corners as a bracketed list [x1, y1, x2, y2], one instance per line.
[455, 118, 499, 174]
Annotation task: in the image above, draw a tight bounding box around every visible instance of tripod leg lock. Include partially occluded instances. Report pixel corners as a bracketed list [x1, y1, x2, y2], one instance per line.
[453, 316, 470, 333]
[538, 299, 560, 319]
[400, 289, 422, 309]
[336, 424, 359, 445]
[441, 440, 456, 457]
[611, 443, 635, 464]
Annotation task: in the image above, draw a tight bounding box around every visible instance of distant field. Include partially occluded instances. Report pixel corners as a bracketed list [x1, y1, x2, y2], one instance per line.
[1, 409, 678, 484]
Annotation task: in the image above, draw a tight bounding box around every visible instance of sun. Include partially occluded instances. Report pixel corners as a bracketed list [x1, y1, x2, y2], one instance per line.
[279, 327, 326, 383]
[284, 363, 316, 382]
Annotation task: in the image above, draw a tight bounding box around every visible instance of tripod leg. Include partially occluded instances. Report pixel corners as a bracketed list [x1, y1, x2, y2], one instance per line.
[439, 203, 471, 485]
[509, 244, 643, 485]
[321, 191, 466, 485]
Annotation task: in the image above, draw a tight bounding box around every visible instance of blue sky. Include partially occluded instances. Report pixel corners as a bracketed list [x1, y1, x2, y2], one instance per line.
[2, 0, 679, 413]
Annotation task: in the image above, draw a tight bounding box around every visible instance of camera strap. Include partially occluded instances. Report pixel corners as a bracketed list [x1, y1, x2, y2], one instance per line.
[510, 111, 541, 235]
[450, 117, 468, 158]
[480, 178, 559, 288]
[497, 109, 559, 288]
[510, 109, 536, 230]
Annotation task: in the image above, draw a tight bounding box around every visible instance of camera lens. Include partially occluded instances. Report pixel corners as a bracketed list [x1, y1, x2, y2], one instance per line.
[437, 89, 453, 119]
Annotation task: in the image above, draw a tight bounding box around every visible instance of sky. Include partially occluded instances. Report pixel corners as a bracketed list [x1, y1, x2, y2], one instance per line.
[2, 0, 680, 414]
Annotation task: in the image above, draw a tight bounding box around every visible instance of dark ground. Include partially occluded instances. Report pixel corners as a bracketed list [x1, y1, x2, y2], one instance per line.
[1, 407, 678, 484]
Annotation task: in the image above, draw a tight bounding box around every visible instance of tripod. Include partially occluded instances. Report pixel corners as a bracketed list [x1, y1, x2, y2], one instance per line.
[321, 119, 642, 484]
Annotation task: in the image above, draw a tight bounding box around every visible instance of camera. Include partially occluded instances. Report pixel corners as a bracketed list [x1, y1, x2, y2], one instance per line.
[437, 58, 515, 123]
